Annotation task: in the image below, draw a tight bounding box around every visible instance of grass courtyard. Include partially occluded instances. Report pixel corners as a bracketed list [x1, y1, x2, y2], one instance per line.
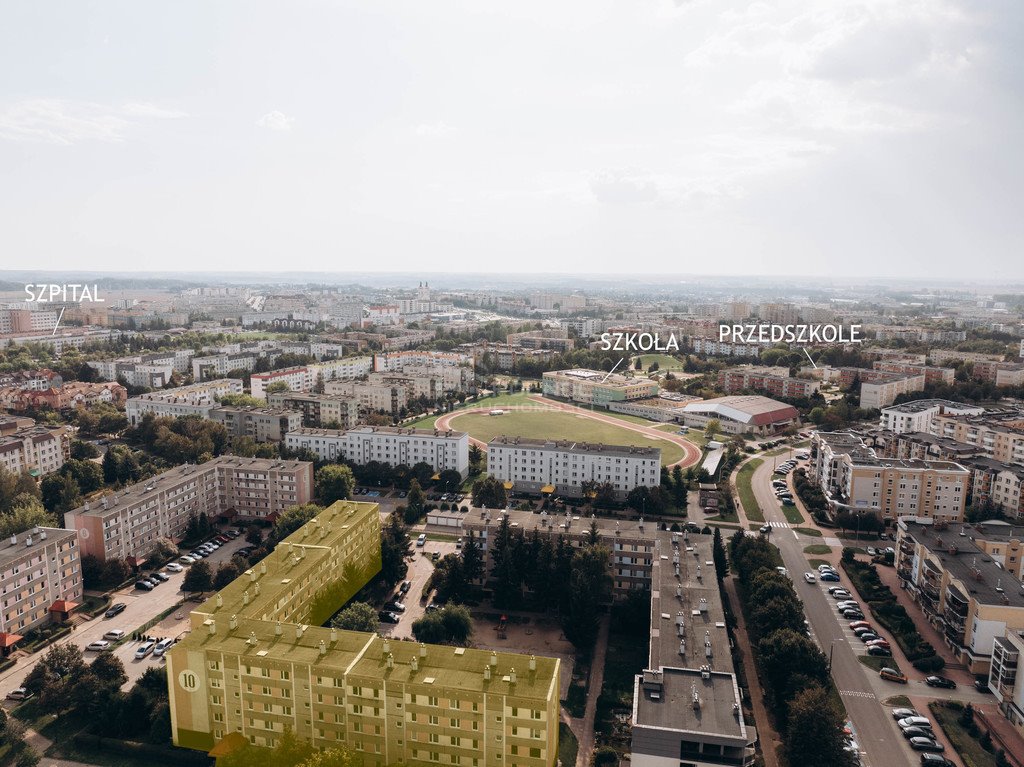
[449, 409, 685, 465]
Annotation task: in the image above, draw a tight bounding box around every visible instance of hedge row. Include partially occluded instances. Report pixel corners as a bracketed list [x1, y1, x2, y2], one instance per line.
[841, 557, 944, 670]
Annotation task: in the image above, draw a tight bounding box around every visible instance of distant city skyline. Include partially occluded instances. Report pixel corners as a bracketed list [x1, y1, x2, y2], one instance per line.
[1, 1, 1022, 279]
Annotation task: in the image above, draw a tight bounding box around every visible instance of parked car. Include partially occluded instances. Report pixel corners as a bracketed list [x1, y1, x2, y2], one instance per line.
[867, 646, 892, 657]
[5, 688, 32, 701]
[165, 562, 184, 573]
[867, 547, 878, 556]
[151, 572, 170, 582]
[135, 640, 156, 659]
[179, 555, 196, 564]
[852, 626, 875, 636]
[880, 668, 908, 683]
[975, 678, 993, 693]
[378, 611, 400, 624]
[226, 529, 241, 538]
[830, 589, 852, 598]
[902, 727, 934, 740]
[385, 601, 406, 613]
[836, 601, 859, 609]
[103, 629, 126, 641]
[153, 638, 175, 657]
[858, 633, 880, 643]
[135, 580, 154, 591]
[803, 572, 816, 583]
[842, 610, 865, 619]
[909, 738, 944, 753]
[821, 573, 841, 582]
[215, 535, 230, 543]
[892, 708, 920, 720]
[86, 640, 111, 651]
[898, 717, 933, 730]
[849, 621, 873, 630]
[105, 602, 127, 619]
[920, 754, 955, 766]
[925, 676, 957, 689]
[416, 534, 427, 547]
[866, 639, 891, 650]
[399, 580, 411, 595]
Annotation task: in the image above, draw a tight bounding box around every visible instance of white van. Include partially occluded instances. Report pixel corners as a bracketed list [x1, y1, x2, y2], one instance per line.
[153, 638, 175, 657]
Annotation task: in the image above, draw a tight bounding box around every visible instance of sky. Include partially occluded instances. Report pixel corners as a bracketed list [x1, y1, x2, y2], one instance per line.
[1, 0, 1021, 280]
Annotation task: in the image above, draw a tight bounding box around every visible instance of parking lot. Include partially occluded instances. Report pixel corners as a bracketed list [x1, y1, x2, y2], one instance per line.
[0, 529, 250, 703]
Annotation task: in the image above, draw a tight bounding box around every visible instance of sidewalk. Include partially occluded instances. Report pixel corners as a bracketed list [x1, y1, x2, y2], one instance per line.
[576, 614, 611, 767]
[723, 576, 781, 767]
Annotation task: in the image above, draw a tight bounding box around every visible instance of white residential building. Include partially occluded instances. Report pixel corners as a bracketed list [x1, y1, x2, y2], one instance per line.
[285, 426, 470, 477]
[125, 379, 243, 425]
[487, 436, 661, 499]
[0, 425, 70, 477]
[879, 399, 986, 434]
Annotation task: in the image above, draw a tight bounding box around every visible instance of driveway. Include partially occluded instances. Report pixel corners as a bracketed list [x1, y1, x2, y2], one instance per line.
[0, 531, 249, 701]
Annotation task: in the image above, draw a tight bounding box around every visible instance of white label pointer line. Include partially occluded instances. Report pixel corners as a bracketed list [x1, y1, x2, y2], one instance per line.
[52, 307, 65, 336]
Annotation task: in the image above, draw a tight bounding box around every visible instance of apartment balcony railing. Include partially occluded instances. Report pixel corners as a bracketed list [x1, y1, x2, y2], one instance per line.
[945, 585, 969, 617]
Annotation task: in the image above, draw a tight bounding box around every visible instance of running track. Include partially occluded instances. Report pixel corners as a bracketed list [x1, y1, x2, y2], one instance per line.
[433, 395, 702, 469]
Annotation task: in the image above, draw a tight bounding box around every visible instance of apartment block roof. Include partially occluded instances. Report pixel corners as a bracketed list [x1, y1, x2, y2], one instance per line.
[488, 435, 660, 459]
[0, 526, 76, 568]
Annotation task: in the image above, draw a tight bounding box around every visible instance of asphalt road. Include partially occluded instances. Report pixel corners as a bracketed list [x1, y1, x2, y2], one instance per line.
[0, 533, 249, 704]
[750, 448, 914, 767]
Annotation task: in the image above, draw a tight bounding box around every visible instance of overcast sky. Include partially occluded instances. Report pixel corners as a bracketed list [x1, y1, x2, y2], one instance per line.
[1, 0, 1021, 279]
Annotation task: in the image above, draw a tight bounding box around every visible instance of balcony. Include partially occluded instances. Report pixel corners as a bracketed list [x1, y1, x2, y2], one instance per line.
[945, 585, 969, 617]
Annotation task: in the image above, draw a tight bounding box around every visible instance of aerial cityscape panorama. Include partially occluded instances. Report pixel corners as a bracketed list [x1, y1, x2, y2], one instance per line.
[2, 2, 1023, 767]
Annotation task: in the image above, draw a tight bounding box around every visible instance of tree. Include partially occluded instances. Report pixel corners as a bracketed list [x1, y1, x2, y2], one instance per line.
[89, 651, 127, 690]
[22, 643, 87, 714]
[468, 444, 484, 474]
[331, 602, 380, 633]
[214, 561, 242, 590]
[437, 469, 462, 492]
[70, 440, 100, 460]
[784, 687, 857, 767]
[315, 464, 355, 505]
[460, 530, 484, 586]
[149, 537, 178, 564]
[430, 554, 468, 603]
[297, 748, 359, 767]
[412, 605, 473, 645]
[704, 419, 721, 440]
[712, 527, 728, 580]
[265, 381, 291, 394]
[380, 512, 411, 585]
[273, 504, 321, 541]
[40, 473, 81, 514]
[0, 498, 56, 538]
[404, 479, 426, 524]
[757, 629, 829, 710]
[182, 561, 213, 593]
[61, 459, 103, 494]
[564, 544, 611, 650]
[245, 526, 264, 546]
[471, 475, 507, 509]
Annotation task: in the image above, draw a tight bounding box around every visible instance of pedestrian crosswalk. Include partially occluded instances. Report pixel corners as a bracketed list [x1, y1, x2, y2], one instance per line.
[839, 690, 877, 700]
[767, 521, 791, 529]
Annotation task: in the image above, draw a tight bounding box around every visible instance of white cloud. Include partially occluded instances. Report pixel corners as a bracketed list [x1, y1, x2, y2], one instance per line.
[413, 121, 455, 138]
[0, 99, 187, 145]
[121, 101, 187, 119]
[590, 170, 659, 204]
[256, 111, 295, 132]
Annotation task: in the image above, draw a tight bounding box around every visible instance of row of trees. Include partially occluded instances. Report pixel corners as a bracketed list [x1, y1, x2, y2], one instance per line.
[124, 413, 229, 464]
[23, 644, 171, 744]
[728, 531, 856, 767]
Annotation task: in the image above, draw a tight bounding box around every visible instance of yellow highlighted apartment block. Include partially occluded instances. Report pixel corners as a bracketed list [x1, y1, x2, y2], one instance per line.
[167, 500, 560, 766]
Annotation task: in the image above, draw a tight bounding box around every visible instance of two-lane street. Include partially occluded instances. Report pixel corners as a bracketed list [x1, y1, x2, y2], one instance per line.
[749, 447, 914, 767]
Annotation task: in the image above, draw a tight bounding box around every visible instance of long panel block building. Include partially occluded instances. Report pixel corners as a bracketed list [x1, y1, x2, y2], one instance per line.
[65, 457, 313, 563]
[167, 501, 561, 767]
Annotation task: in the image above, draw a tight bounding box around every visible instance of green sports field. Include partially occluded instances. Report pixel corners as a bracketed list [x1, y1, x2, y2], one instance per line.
[450, 410, 684, 465]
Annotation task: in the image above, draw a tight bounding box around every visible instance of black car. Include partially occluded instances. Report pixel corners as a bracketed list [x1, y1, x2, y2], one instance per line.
[975, 678, 993, 693]
[378, 611, 400, 624]
[920, 754, 955, 767]
[925, 675, 956, 689]
[909, 737, 944, 752]
[134, 580, 154, 591]
[104, 602, 127, 619]
[842, 610, 865, 619]
[867, 646, 892, 657]
[902, 727, 934, 740]
[399, 580, 411, 595]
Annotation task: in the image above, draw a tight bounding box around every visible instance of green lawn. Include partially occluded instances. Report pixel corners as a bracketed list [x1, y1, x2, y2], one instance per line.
[807, 558, 830, 568]
[930, 702, 998, 767]
[449, 410, 685, 465]
[884, 695, 912, 708]
[406, 391, 534, 428]
[780, 503, 805, 524]
[632, 353, 685, 370]
[558, 723, 579, 767]
[803, 544, 832, 555]
[857, 655, 901, 674]
[706, 522, 741, 530]
[795, 527, 823, 537]
[736, 459, 765, 522]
